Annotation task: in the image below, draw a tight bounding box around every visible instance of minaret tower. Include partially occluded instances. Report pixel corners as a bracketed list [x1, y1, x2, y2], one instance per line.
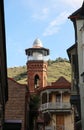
[25, 38, 49, 93]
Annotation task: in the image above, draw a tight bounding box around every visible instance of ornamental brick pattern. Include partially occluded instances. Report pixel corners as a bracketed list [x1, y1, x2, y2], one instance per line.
[27, 60, 48, 93]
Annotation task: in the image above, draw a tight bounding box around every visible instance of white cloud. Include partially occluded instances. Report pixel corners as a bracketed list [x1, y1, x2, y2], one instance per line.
[43, 26, 59, 36]
[21, 0, 83, 11]
[43, 11, 70, 36]
[21, 0, 83, 21]
[32, 7, 49, 20]
[61, 0, 83, 9]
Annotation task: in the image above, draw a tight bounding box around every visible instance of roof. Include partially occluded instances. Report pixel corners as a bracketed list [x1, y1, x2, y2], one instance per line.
[67, 43, 77, 61]
[38, 76, 71, 92]
[51, 76, 71, 88]
[25, 38, 50, 56]
[69, 2, 84, 20]
[25, 47, 49, 56]
[67, 44, 77, 52]
[8, 77, 27, 87]
[33, 38, 43, 48]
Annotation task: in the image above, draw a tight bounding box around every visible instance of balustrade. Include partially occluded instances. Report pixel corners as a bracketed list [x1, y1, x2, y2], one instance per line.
[40, 102, 71, 111]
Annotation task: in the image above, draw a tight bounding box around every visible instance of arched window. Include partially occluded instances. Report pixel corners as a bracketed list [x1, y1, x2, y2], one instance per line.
[34, 74, 40, 88]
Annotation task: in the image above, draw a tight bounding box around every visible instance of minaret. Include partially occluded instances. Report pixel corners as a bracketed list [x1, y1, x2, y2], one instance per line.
[25, 38, 49, 93]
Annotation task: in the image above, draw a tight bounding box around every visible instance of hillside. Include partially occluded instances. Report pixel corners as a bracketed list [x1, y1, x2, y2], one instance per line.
[7, 59, 71, 84]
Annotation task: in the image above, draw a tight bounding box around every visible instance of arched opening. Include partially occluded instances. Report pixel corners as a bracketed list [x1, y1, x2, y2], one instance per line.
[34, 74, 40, 88]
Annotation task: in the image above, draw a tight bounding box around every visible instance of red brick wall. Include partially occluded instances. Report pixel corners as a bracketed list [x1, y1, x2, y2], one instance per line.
[5, 78, 27, 130]
[27, 60, 48, 92]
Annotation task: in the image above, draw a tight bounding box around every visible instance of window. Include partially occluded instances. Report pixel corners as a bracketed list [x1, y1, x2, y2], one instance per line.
[34, 74, 40, 88]
[56, 94, 61, 102]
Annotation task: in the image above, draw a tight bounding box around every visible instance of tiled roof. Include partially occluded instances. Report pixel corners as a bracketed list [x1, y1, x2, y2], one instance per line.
[51, 76, 71, 87]
[38, 76, 71, 92]
[8, 77, 27, 87]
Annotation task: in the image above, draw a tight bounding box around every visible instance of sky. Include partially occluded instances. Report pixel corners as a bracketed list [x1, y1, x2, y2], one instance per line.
[4, 0, 84, 67]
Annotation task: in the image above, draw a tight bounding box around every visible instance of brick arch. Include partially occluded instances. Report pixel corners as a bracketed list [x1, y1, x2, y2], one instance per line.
[34, 74, 40, 89]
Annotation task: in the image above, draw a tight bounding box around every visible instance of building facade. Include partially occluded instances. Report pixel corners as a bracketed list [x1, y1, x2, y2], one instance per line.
[39, 77, 74, 130]
[25, 39, 74, 130]
[67, 44, 81, 128]
[5, 78, 29, 130]
[67, 1, 84, 130]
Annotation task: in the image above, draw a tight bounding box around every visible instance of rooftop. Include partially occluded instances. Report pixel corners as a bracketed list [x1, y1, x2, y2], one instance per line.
[33, 38, 43, 48]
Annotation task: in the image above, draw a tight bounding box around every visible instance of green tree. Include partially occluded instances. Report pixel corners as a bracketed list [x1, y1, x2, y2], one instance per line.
[55, 57, 64, 62]
[29, 94, 40, 130]
[48, 59, 52, 65]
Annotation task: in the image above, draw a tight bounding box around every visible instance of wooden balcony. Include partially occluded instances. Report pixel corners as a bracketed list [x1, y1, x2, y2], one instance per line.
[40, 102, 71, 112]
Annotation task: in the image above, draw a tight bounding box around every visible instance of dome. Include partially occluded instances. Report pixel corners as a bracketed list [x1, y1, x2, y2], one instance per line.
[33, 38, 43, 48]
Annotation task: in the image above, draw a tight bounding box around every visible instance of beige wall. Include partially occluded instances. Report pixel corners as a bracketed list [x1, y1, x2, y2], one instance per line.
[64, 113, 74, 130]
[50, 92, 70, 103]
[52, 93, 56, 102]
[44, 91, 74, 130]
[47, 113, 74, 130]
[63, 93, 70, 102]
[48, 113, 74, 130]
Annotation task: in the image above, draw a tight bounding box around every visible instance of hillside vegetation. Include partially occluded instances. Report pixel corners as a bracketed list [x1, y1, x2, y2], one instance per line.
[7, 57, 71, 84]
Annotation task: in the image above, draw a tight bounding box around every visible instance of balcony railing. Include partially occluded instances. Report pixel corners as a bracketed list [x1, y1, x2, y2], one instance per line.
[40, 102, 71, 111]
